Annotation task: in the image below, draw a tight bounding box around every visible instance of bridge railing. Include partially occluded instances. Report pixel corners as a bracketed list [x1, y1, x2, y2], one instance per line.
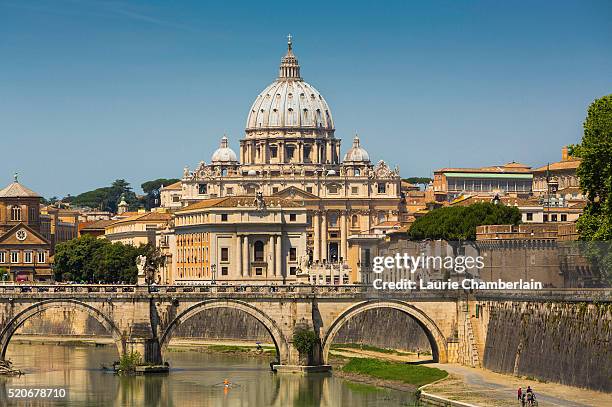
[0, 284, 371, 295]
[0, 284, 608, 301]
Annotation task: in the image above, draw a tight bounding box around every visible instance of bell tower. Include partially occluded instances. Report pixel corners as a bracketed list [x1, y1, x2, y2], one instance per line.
[0, 174, 42, 234]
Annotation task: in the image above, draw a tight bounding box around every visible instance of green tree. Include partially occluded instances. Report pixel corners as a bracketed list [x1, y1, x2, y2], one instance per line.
[403, 177, 432, 185]
[408, 202, 521, 256]
[570, 94, 612, 283]
[141, 178, 180, 194]
[53, 235, 108, 283]
[53, 235, 154, 283]
[70, 179, 138, 212]
[141, 178, 179, 209]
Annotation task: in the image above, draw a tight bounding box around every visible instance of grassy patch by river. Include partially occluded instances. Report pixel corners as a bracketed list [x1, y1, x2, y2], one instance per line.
[331, 343, 430, 357]
[341, 358, 447, 387]
[167, 343, 277, 357]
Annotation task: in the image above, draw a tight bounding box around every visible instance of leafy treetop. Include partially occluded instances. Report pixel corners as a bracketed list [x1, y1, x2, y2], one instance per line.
[408, 202, 521, 242]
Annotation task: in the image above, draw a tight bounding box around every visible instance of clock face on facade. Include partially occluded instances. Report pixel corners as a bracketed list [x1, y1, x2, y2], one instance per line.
[16, 229, 27, 241]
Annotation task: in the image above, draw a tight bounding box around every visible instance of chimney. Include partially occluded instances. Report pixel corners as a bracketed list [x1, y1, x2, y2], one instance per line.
[561, 146, 569, 161]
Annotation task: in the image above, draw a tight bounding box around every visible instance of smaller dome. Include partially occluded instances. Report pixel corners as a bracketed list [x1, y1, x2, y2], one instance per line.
[211, 136, 238, 164]
[343, 135, 370, 163]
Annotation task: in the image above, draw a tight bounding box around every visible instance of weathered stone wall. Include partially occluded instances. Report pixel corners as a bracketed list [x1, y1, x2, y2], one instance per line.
[333, 308, 431, 352]
[172, 308, 270, 341]
[482, 302, 612, 392]
[17, 309, 109, 336]
[16, 307, 431, 352]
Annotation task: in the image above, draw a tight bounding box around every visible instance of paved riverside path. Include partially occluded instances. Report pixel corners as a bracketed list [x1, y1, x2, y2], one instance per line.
[427, 363, 612, 407]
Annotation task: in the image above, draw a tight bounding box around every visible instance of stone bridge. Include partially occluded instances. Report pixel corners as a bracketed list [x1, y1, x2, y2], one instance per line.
[0, 285, 608, 371]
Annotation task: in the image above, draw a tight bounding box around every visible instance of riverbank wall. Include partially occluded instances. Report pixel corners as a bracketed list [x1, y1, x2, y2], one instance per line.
[479, 301, 611, 392]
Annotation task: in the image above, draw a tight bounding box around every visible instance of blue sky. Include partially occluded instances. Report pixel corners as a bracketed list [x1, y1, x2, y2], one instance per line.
[1, 0, 611, 198]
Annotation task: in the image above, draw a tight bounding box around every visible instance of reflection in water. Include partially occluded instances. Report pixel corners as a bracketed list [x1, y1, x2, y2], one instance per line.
[1, 344, 418, 406]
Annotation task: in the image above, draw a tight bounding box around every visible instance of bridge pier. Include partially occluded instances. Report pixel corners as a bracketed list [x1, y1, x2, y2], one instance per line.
[124, 338, 163, 365]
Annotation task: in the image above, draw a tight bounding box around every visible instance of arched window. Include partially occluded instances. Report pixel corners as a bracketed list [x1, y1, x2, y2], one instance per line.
[354, 168, 361, 176]
[11, 206, 22, 221]
[351, 214, 359, 228]
[254, 241, 265, 262]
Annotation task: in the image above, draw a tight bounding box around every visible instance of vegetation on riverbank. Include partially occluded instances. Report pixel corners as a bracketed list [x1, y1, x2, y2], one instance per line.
[331, 343, 430, 357]
[341, 358, 447, 387]
[167, 343, 277, 357]
[116, 351, 142, 374]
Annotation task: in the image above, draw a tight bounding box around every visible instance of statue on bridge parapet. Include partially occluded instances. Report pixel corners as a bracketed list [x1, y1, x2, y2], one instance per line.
[136, 255, 147, 285]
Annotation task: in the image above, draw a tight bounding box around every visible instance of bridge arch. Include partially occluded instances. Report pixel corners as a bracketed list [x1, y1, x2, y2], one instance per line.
[160, 299, 290, 364]
[0, 299, 124, 359]
[321, 300, 448, 364]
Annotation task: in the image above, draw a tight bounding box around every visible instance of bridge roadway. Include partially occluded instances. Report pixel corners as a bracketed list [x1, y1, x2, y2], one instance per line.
[0, 285, 609, 370]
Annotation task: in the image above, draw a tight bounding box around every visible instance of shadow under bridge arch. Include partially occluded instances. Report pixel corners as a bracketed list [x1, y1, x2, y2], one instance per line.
[0, 299, 124, 359]
[321, 300, 448, 364]
[159, 299, 290, 364]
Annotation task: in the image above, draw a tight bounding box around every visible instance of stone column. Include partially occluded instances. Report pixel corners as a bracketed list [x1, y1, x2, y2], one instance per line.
[325, 142, 331, 164]
[321, 211, 328, 261]
[242, 236, 249, 277]
[269, 235, 275, 277]
[275, 235, 282, 277]
[340, 210, 347, 262]
[313, 211, 320, 262]
[236, 235, 242, 277]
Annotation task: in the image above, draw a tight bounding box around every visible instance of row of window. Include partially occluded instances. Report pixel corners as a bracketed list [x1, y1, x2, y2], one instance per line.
[195, 183, 387, 196]
[524, 213, 569, 222]
[0, 250, 46, 264]
[447, 179, 532, 193]
[219, 242, 298, 264]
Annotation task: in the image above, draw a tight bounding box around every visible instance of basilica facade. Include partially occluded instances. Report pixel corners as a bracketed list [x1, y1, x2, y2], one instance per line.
[163, 38, 404, 284]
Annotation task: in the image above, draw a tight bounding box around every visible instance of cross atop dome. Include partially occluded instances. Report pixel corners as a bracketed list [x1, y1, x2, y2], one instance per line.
[279, 35, 301, 80]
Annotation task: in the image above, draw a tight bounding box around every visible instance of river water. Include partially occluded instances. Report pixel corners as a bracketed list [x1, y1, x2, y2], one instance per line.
[0, 344, 419, 406]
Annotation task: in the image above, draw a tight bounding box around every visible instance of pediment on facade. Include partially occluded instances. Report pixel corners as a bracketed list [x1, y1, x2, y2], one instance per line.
[0, 223, 50, 246]
[274, 186, 318, 200]
[372, 160, 401, 179]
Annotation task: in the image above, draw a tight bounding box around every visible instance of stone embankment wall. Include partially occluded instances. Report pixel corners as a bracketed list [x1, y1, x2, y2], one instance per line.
[18, 309, 109, 336]
[482, 302, 611, 392]
[333, 308, 431, 352]
[16, 308, 431, 352]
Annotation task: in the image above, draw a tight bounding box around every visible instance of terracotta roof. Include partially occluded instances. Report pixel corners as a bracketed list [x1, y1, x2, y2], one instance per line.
[568, 200, 587, 209]
[451, 195, 539, 207]
[558, 186, 583, 194]
[436, 162, 532, 174]
[0, 182, 41, 198]
[80, 219, 115, 230]
[375, 221, 401, 227]
[110, 212, 172, 225]
[178, 196, 303, 212]
[161, 181, 182, 191]
[533, 159, 581, 173]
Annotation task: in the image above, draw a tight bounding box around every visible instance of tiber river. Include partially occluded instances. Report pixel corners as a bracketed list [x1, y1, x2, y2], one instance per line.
[0, 344, 420, 406]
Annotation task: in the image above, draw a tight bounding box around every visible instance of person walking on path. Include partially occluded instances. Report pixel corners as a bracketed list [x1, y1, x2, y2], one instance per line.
[518, 387, 522, 401]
